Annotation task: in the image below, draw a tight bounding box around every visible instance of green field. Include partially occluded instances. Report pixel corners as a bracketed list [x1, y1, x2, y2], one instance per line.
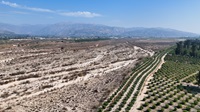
[139, 53, 200, 112]
[98, 48, 169, 112]
[98, 39, 200, 112]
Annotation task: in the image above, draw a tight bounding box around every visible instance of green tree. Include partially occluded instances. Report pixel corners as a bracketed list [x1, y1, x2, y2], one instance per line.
[183, 49, 188, 55]
[175, 42, 183, 55]
[191, 44, 197, 57]
[196, 71, 200, 87]
[184, 40, 191, 48]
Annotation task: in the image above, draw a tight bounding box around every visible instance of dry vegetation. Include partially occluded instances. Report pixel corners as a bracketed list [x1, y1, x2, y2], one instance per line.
[0, 38, 177, 112]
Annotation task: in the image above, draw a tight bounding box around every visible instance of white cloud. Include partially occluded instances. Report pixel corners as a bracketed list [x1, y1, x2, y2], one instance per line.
[24, 7, 54, 13]
[60, 11, 101, 18]
[1, 1, 54, 12]
[1, 1, 101, 18]
[2, 1, 19, 7]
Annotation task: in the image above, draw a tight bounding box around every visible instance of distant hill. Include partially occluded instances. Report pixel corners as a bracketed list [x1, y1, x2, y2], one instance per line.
[0, 30, 15, 35]
[0, 22, 198, 37]
[0, 23, 46, 34]
[0, 29, 30, 39]
[35, 23, 126, 37]
[121, 28, 198, 37]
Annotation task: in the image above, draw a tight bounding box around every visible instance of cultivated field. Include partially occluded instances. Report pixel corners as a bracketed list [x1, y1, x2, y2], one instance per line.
[137, 55, 200, 112]
[0, 38, 177, 112]
[98, 48, 168, 112]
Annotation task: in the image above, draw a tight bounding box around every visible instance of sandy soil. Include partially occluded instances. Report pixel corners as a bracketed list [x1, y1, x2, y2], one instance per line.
[0, 39, 153, 112]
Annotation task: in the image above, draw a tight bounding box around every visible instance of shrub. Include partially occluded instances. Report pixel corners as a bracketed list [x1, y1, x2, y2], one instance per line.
[151, 104, 156, 109]
[143, 102, 148, 107]
[177, 104, 182, 108]
[185, 107, 191, 111]
[138, 106, 143, 110]
[145, 109, 151, 112]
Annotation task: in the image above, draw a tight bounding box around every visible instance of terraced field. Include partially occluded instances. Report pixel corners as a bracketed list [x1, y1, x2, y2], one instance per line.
[98, 49, 168, 112]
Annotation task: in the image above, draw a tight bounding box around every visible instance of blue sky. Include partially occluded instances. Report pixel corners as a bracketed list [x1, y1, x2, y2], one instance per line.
[0, 0, 200, 33]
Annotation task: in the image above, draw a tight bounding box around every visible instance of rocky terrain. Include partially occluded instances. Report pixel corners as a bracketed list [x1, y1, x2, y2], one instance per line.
[0, 39, 176, 112]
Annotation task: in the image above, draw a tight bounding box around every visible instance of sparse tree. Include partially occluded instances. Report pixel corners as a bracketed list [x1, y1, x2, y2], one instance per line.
[196, 71, 200, 87]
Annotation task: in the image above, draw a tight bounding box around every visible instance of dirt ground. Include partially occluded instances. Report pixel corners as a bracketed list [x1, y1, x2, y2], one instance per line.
[0, 38, 177, 112]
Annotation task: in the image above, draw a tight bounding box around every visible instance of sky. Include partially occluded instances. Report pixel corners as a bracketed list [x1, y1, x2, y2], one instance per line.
[0, 0, 200, 33]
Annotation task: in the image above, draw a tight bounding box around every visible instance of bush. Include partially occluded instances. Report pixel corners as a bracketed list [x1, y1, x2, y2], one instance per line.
[165, 104, 169, 108]
[156, 102, 160, 106]
[138, 106, 143, 110]
[143, 102, 148, 107]
[185, 107, 191, 111]
[151, 104, 156, 109]
[177, 104, 182, 108]
[145, 109, 151, 112]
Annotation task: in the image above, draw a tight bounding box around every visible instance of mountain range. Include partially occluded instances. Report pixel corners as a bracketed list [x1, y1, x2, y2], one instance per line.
[0, 22, 199, 38]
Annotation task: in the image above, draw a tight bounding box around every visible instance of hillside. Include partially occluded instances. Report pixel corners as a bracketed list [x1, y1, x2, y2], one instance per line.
[0, 23, 198, 37]
[0, 30, 15, 35]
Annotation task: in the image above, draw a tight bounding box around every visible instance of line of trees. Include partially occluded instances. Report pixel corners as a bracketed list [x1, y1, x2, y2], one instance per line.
[175, 39, 200, 57]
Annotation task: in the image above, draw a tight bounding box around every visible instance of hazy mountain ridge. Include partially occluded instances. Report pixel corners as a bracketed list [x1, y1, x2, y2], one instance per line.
[0, 30, 15, 34]
[121, 28, 198, 37]
[0, 23, 198, 37]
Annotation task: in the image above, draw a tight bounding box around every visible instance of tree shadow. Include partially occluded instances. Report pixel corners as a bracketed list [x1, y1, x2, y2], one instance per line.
[181, 84, 200, 94]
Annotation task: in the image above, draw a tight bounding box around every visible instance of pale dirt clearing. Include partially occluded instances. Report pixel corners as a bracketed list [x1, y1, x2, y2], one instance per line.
[0, 40, 153, 112]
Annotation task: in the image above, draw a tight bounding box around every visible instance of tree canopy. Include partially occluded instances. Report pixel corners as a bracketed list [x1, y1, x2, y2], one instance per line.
[175, 39, 200, 58]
